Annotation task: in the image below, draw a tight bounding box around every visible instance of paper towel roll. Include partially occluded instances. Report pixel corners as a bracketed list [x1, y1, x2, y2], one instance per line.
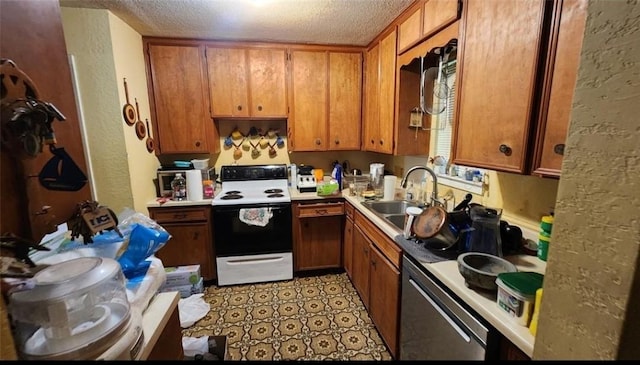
[186, 169, 203, 201]
[383, 175, 397, 201]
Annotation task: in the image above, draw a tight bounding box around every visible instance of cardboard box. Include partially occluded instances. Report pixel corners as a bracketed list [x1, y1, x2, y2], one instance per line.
[160, 276, 204, 298]
[183, 336, 229, 360]
[163, 265, 201, 286]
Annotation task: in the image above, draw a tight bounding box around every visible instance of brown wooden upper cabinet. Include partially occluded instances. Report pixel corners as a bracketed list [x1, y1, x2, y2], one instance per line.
[145, 40, 217, 154]
[452, 0, 584, 175]
[532, 0, 588, 177]
[397, 0, 460, 55]
[289, 49, 362, 151]
[453, 0, 547, 173]
[206, 47, 287, 118]
[363, 30, 396, 154]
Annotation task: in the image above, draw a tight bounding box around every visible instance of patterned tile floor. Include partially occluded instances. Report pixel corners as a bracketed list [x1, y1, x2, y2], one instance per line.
[182, 273, 393, 360]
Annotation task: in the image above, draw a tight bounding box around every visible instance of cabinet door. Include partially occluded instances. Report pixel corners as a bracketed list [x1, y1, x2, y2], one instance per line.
[248, 48, 288, 117]
[147, 43, 212, 153]
[352, 225, 371, 309]
[369, 244, 401, 358]
[343, 215, 354, 279]
[329, 52, 362, 150]
[295, 215, 343, 271]
[398, 5, 423, 54]
[422, 0, 459, 39]
[206, 47, 249, 117]
[153, 222, 216, 281]
[453, 0, 546, 173]
[378, 30, 397, 154]
[533, 0, 587, 177]
[363, 44, 380, 152]
[290, 50, 328, 151]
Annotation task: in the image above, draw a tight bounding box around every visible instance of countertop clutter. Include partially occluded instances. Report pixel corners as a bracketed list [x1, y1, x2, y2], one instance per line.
[146, 188, 545, 358]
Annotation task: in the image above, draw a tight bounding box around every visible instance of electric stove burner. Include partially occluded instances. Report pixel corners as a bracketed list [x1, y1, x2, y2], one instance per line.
[221, 194, 243, 200]
[264, 189, 283, 194]
[267, 193, 284, 198]
[225, 191, 242, 195]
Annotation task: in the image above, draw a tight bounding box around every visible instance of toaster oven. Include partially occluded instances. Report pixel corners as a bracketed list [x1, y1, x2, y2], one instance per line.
[157, 167, 215, 197]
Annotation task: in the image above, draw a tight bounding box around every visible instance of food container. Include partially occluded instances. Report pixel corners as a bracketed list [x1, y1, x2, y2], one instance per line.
[495, 272, 544, 326]
[191, 158, 210, 170]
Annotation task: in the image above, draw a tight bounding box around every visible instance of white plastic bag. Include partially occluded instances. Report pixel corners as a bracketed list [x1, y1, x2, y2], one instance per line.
[178, 293, 210, 328]
[182, 336, 210, 357]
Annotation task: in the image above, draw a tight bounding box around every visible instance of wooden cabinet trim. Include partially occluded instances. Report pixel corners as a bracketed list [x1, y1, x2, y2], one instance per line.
[345, 201, 355, 220]
[149, 206, 209, 223]
[354, 210, 402, 268]
[296, 202, 345, 218]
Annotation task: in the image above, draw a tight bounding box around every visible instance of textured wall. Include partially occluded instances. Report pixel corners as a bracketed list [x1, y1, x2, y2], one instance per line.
[60, 8, 134, 212]
[533, 0, 640, 360]
[108, 12, 161, 214]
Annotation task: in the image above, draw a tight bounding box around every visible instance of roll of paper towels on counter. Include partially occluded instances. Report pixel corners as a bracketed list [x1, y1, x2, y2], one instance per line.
[186, 169, 203, 201]
[383, 175, 397, 201]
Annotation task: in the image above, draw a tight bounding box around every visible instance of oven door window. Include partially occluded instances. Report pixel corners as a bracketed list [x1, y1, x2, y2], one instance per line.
[213, 204, 292, 256]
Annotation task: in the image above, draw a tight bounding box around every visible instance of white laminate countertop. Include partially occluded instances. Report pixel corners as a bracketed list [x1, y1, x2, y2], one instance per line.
[146, 188, 545, 357]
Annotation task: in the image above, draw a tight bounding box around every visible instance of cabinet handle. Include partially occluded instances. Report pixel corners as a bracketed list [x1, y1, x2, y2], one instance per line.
[315, 209, 328, 215]
[371, 259, 376, 268]
[315, 138, 321, 146]
[554, 144, 565, 155]
[379, 139, 384, 146]
[370, 139, 375, 144]
[334, 139, 340, 145]
[237, 105, 242, 111]
[195, 140, 201, 147]
[257, 105, 263, 111]
[499, 144, 512, 156]
[193, 232, 199, 240]
[173, 213, 187, 219]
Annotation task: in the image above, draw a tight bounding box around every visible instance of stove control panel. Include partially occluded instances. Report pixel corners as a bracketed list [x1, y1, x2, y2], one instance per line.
[220, 164, 288, 182]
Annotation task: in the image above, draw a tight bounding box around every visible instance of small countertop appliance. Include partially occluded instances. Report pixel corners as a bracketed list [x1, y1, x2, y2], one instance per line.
[296, 164, 317, 193]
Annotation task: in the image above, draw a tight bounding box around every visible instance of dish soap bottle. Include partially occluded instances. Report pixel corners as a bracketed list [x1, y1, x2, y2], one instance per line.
[171, 173, 187, 201]
[405, 182, 415, 202]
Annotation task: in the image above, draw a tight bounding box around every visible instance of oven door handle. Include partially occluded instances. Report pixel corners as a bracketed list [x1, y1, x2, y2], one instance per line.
[225, 256, 286, 265]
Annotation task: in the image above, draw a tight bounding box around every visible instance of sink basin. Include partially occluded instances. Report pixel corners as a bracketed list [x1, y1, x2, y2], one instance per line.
[362, 200, 420, 215]
[360, 200, 422, 233]
[384, 214, 407, 231]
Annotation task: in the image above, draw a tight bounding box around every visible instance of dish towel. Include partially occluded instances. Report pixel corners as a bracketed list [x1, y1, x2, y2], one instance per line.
[239, 208, 273, 227]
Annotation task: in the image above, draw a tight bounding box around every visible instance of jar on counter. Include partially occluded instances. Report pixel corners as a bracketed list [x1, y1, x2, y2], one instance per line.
[203, 179, 215, 199]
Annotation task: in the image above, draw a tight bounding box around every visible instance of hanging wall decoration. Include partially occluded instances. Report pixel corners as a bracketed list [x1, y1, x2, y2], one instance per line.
[224, 125, 285, 161]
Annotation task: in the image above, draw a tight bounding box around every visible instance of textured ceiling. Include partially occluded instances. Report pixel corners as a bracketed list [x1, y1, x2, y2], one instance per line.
[59, 0, 415, 46]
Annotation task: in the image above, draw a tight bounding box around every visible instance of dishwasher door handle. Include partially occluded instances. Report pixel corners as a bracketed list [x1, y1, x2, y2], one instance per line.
[409, 278, 472, 343]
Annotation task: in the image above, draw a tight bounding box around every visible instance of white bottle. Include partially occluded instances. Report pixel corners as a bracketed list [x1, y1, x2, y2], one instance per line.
[290, 164, 297, 188]
[405, 182, 415, 202]
[171, 173, 187, 201]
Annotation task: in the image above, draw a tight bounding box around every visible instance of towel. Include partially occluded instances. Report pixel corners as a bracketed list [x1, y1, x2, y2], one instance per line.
[239, 208, 273, 227]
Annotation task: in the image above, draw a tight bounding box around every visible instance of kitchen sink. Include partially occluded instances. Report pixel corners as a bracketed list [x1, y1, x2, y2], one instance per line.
[361, 200, 420, 215]
[360, 200, 422, 233]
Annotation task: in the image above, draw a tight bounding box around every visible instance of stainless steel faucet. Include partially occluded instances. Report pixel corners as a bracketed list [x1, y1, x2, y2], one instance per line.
[400, 166, 438, 207]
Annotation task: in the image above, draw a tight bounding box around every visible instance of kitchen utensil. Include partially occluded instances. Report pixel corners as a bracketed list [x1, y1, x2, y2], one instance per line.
[369, 163, 384, 198]
[121, 78, 136, 126]
[457, 252, 518, 291]
[134, 98, 146, 140]
[412, 205, 458, 250]
[145, 119, 154, 153]
[403, 206, 423, 239]
[500, 220, 523, 255]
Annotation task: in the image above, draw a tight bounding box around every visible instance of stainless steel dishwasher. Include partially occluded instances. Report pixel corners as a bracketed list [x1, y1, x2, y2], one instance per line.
[399, 255, 499, 360]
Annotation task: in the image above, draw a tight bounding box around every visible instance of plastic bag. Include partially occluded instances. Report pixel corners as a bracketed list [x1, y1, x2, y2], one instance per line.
[178, 293, 210, 328]
[118, 223, 170, 279]
[182, 336, 210, 357]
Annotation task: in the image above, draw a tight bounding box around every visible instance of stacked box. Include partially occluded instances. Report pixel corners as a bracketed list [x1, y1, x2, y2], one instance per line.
[159, 276, 204, 298]
[159, 265, 203, 298]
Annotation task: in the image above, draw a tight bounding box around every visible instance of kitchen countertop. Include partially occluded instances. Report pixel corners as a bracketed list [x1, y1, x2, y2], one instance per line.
[147, 188, 544, 357]
[139, 291, 180, 360]
[340, 191, 545, 358]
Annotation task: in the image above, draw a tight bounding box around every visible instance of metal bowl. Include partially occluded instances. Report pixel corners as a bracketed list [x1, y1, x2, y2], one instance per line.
[457, 252, 518, 291]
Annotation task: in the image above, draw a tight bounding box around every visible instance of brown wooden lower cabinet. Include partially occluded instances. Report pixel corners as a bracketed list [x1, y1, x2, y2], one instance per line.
[351, 209, 402, 358]
[293, 201, 344, 271]
[148, 205, 216, 281]
[343, 204, 354, 279]
[499, 336, 531, 360]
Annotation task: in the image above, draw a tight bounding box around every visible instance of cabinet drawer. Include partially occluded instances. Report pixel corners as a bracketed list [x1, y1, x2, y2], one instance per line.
[354, 210, 402, 269]
[345, 201, 355, 220]
[296, 202, 344, 218]
[150, 207, 209, 223]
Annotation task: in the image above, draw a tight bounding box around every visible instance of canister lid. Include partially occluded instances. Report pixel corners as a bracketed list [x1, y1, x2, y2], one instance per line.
[541, 215, 554, 224]
[496, 272, 544, 297]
